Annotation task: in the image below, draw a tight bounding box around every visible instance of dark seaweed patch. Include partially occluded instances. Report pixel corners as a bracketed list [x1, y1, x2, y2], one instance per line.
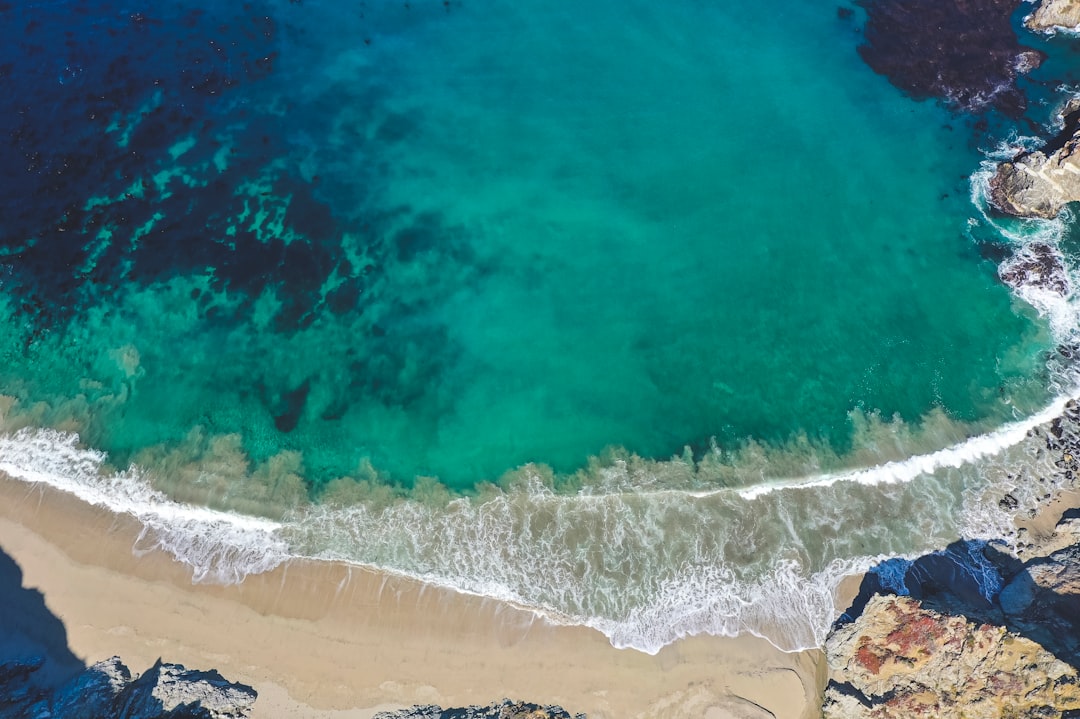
[0, 0, 485, 476]
[272, 378, 312, 433]
[855, 0, 1041, 117]
[0, 0, 284, 320]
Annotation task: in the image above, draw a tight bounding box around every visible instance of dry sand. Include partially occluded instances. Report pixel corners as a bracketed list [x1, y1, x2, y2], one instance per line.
[0, 474, 828, 719]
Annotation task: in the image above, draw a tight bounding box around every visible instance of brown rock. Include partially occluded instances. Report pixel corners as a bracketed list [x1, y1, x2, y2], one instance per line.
[989, 100, 1080, 218]
[989, 148, 1080, 219]
[823, 595, 1080, 719]
[1027, 0, 1080, 33]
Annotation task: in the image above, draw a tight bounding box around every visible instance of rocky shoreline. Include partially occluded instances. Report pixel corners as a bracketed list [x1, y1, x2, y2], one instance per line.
[989, 99, 1080, 220]
[821, 506, 1080, 718]
[1026, 0, 1080, 34]
[0, 652, 583, 719]
[820, 400, 1080, 718]
[0, 656, 257, 719]
[988, 0, 1080, 220]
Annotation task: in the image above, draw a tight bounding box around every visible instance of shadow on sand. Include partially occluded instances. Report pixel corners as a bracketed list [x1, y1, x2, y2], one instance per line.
[0, 543, 84, 689]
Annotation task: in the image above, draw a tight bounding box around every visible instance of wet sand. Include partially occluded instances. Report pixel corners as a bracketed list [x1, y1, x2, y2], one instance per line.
[0, 473, 827, 719]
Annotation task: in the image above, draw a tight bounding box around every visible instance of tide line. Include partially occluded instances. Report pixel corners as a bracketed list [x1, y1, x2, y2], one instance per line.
[736, 392, 1077, 500]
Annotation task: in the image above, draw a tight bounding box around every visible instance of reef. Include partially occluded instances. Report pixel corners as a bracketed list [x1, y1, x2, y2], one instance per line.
[373, 700, 587, 719]
[989, 100, 1080, 218]
[854, 0, 1043, 116]
[1027, 0, 1080, 33]
[0, 656, 257, 719]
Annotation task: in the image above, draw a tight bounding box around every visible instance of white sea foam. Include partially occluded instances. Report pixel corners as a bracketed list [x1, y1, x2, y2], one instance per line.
[2, 151, 1080, 653]
[737, 392, 1077, 500]
[0, 428, 291, 584]
[968, 142, 1080, 341]
[0, 388, 1076, 655]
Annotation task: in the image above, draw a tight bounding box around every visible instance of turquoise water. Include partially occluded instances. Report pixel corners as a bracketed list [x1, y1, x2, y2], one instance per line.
[0, 0, 1052, 492]
[0, 0, 1075, 653]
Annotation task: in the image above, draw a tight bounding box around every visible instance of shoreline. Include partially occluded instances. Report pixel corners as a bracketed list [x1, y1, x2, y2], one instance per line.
[0, 473, 827, 719]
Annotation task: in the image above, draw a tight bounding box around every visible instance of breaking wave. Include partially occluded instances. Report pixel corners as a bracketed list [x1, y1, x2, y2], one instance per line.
[3, 378, 1080, 654]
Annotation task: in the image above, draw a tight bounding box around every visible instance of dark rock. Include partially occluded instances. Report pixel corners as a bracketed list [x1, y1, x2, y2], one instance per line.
[372, 699, 587, 719]
[112, 659, 257, 719]
[49, 657, 132, 719]
[836, 539, 1011, 629]
[0, 656, 49, 716]
[0, 655, 257, 719]
[1000, 544, 1080, 663]
[998, 242, 1071, 297]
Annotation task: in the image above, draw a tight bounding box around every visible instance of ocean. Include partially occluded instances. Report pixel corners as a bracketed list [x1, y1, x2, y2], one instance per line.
[1, 0, 1079, 653]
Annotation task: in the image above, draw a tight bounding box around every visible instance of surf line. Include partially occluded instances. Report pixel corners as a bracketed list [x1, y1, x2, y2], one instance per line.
[734, 391, 1079, 501]
[2, 388, 1077, 524]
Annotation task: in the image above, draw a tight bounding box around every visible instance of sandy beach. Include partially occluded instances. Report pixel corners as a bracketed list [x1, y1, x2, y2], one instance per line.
[0, 473, 827, 719]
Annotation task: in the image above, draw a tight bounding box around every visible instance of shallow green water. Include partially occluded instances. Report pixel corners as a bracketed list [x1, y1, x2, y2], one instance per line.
[0, 0, 1053, 494]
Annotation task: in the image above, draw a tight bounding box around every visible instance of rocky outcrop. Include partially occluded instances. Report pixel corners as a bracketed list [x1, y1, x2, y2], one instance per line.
[989, 101, 1080, 218]
[1027, 0, 1080, 33]
[823, 594, 1080, 718]
[373, 699, 586, 719]
[0, 656, 257, 719]
[999, 543, 1080, 661]
[998, 241, 1071, 296]
[989, 147, 1080, 218]
[824, 451, 1080, 719]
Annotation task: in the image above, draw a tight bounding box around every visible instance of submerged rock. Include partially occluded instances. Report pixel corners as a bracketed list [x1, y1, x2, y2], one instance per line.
[1027, 0, 1080, 33]
[823, 594, 1080, 719]
[373, 699, 586, 719]
[989, 100, 1080, 218]
[855, 0, 1043, 116]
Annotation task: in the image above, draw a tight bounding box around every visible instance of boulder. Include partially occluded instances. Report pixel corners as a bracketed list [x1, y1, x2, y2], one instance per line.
[999, 544, 1080, 661]
[823, 594, 1080, 718]
[989, 151, 1080, 218]
[112, 660, 257, 719]
[49, 657, 132, 719]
